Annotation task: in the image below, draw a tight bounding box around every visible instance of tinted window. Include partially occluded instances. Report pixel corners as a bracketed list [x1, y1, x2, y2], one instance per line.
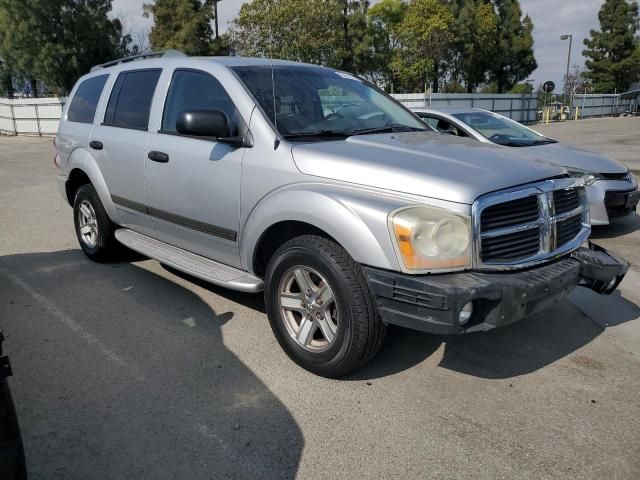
[104, 69, 161, 130]
[162, 69, 241, 135]
[67, 75, 108, 123]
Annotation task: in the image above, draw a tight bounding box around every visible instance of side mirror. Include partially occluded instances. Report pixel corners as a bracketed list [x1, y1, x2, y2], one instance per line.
[176, 110, 230, 138]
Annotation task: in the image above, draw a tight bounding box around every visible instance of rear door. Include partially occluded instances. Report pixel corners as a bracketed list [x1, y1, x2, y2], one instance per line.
[57, 74, 109, 167]
[144, 68, 245, 268]
[89, 68, 161, 237]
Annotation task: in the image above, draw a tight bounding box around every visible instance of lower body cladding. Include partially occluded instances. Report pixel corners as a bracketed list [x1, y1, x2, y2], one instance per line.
[364, 243, 628, 335]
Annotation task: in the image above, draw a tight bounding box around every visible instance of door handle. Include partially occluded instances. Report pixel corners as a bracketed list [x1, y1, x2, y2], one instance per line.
[148, 151, 169, 163]
[89, 140, 103, 150]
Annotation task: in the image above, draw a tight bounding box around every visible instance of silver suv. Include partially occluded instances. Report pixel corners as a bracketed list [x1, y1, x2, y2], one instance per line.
[55, 51, 628, 377]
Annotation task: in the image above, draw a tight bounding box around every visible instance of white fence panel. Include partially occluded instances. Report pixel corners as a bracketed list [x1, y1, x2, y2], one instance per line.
[0, 97, 65, 136]
[0, 93, 626, 136]
[391, 93, 538, 123]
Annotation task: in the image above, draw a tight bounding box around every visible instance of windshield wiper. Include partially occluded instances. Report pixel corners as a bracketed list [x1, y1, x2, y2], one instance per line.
[282, 129, 351, 140]
[531, 139, 559, 145]
[348, 124, 428, 136]
[497, 141, 534, 147]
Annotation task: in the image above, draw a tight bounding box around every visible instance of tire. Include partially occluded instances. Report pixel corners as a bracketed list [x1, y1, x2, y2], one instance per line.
[73, 184, 119, 261]
[264, 235, 386, 377]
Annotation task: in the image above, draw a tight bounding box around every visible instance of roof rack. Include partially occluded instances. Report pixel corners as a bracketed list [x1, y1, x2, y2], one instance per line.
[90, 49, 187, 72]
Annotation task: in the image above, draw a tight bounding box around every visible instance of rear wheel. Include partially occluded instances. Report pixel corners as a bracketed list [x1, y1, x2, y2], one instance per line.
[73, 184, 119, 261]
[265, 235, 386, 377]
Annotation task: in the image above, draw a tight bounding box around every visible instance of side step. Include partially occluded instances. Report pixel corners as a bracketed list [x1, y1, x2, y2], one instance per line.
[114, 229, 264, 293]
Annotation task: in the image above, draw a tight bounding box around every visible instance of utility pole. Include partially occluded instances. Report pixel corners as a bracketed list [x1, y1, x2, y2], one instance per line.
[560, 34, 572, 105]
[213, 0, 222, 39]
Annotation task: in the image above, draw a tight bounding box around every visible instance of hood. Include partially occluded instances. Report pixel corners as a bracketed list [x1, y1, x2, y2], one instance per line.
[291, 132, 566, 204]
[524, 142, 628, 174]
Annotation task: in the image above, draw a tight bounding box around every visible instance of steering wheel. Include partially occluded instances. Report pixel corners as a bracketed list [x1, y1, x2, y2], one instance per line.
[324, 111, 344, 121]
[489, 133, 509, 143]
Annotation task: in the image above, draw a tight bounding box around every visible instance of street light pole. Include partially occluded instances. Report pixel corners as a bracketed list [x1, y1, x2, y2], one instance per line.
[213, 0, 222, 39]
[561, 34, 573, 104]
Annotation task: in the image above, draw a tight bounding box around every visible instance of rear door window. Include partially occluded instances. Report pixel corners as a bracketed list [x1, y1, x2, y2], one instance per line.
[103, 69, 161, 130]
[67, 74, 109, 123]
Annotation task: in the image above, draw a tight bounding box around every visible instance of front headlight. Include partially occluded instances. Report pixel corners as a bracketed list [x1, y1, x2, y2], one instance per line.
[567, 169, 602, 186]
[389, 206, 472, 272]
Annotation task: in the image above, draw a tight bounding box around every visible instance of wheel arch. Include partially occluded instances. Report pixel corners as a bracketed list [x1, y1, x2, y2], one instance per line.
[242, 185, 403, 277]
[65, 148, 121, 224]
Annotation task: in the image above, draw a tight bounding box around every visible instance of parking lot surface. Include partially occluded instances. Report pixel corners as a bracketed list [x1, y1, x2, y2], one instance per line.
[1, 121, 639, 479]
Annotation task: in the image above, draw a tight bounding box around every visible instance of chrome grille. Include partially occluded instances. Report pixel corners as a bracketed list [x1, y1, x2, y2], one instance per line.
[480, 195, 539, 230]
[481, 227, 540, 262]
[553, 189, 580, 215]
[556, 215, 582, 246]
[473, 179, 590, 269]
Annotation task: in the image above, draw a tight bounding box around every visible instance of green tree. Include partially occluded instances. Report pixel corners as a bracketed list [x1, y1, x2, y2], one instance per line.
[230, 0, 343, 67]
[339, 1, 374, 74]
[0, 0, 128, 95]
[143, 0, 216, 55]
[450, 0, 498, 93]
[583, 0, 640, 93]
[393, 0, 453, 93]
[489, 0, 537, 93]
[509, 82, 533, 94]
[367, 0, 407, 88]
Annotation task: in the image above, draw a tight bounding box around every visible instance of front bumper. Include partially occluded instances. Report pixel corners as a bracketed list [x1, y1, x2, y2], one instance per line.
[364, 243, 628, 335]
[587, 179, 638, 225]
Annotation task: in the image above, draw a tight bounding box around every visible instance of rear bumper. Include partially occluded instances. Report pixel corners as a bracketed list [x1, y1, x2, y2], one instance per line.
[56, 173, 69, 205]
[364, 243, 628, 335]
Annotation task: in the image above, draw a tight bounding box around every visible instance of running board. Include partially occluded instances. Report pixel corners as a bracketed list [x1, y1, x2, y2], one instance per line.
[114, 229, 264, 292]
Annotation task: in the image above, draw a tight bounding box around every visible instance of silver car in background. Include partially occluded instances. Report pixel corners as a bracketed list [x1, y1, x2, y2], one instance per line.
[412, 107, 640, 225]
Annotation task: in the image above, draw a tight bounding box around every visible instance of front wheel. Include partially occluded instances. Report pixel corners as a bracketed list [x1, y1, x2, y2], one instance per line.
[264, 235, 386, 377]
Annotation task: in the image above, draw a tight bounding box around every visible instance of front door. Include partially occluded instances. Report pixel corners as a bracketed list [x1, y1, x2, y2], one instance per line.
[145, 69, 244, 268]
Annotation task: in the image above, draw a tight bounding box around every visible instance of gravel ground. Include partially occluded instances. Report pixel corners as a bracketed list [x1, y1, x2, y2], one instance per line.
[0, 131, 639, 480]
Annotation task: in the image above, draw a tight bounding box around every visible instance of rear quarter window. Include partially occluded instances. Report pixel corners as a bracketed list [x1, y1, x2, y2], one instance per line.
[67, 75, 109, 123]
[103, 69, 161, 130]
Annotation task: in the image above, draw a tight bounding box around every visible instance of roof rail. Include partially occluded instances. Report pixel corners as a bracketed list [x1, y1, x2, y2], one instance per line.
[90, 50, 187, 72]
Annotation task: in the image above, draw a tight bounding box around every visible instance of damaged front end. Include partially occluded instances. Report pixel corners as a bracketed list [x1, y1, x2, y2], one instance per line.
[571, 242, 629, 294]
[365, 242, 629, 335]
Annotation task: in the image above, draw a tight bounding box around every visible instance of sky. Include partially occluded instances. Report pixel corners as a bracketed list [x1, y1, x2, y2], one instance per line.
[111, 0, 606, 89]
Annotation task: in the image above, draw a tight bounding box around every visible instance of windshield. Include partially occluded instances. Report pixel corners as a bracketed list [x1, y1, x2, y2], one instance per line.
[452, 111, 557, 147]
[232, 65, 427, 139]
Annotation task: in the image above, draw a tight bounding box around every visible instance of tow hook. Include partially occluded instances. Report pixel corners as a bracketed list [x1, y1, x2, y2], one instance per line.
[571, 242, 629, 295]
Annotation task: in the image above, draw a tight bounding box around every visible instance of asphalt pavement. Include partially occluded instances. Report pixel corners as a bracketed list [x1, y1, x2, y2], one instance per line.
[0, 126, 639, 479]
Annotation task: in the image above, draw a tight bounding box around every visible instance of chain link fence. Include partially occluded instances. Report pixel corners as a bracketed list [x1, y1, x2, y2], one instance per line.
[0, 93, 630, 137]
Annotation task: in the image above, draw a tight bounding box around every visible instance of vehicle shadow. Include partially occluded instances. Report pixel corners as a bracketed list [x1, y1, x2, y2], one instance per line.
[162, 265, 266, 314]
[350, 294, 630, 381]
[163, 260, 636, 382]
[0, 250, 302, 480]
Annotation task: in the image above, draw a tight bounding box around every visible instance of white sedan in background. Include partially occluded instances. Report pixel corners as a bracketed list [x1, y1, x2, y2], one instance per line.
[412, 107, 639, 225]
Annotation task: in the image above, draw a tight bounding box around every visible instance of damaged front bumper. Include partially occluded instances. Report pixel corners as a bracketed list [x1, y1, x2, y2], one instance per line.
[364, 243, 629, 335]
